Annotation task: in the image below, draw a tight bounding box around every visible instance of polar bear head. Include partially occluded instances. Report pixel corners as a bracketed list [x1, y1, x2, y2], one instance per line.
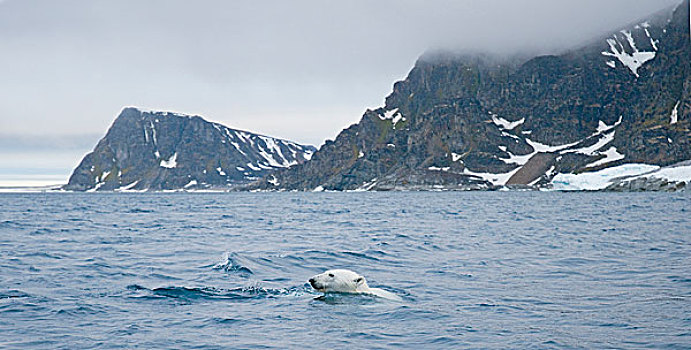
[308, 269, 369, 293]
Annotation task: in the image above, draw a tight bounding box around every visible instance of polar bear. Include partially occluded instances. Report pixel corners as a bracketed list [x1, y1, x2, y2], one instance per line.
[308, 269, 401, 301]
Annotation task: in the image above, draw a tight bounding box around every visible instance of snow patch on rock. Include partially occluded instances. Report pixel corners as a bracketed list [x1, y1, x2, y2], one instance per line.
[585, 146, 626, 168]
[671, 101, 680, 124]
[601, 25, 658, 77]
[379, 108, 406, 129]
[490, 113, 525, 130]
[160, 153, 178, 168]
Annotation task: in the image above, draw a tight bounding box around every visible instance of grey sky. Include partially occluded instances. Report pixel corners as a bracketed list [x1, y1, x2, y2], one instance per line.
[0, 0, 681, 184]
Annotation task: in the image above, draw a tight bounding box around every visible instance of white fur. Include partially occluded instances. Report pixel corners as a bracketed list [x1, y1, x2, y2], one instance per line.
[308, 269, 401, 301]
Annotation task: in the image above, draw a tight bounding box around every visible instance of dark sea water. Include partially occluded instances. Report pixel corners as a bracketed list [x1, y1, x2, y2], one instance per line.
[0, 192, 689, 349]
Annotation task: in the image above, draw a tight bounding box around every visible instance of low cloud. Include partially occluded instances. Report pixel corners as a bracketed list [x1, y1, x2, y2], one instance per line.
[0, 0, 681, 146]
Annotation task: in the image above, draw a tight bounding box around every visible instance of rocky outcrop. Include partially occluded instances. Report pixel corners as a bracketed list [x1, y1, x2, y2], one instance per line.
[607, 177, 687, 192]
[64, 108, 315, 191]
[605, 160, 691, 192]
[506, 153, 556, 186]
[252, 0, 690, 192]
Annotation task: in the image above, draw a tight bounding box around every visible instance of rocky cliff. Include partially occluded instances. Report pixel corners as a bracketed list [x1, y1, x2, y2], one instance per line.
[253, 0, 690, 191]
[64, 108, 315, 191]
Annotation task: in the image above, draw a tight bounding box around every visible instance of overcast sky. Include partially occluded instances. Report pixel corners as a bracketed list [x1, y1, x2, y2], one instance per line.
[0, 0, 681, 185]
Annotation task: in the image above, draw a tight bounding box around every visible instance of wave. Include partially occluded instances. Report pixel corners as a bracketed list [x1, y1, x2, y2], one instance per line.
[207, 248, 403, 286]
[54, 304, 109, 316]
[125, 208, 155, 213]
[18, 251, 69, 260]
[126, 284, 311, 301]
[0, 289, 32, 299]
[0, 220, 25, 229]
[313, 293, 382, 305]
[125, 284, 403, 305]
[211, 252, 254, 277]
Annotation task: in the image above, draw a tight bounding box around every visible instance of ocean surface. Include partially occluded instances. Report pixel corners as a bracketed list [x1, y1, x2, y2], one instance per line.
[1, 192, 689, 349]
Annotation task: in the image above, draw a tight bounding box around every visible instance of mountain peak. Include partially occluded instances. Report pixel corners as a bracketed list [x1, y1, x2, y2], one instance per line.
[64, 108, 315, 191]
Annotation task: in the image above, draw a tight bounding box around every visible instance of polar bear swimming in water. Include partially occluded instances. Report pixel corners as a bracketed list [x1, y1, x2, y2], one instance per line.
[308, 269, 402, 301]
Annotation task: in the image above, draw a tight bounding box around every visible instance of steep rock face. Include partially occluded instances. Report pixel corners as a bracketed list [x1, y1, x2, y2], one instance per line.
[64, 108, 315, 191]
[255, 0, 690, 191]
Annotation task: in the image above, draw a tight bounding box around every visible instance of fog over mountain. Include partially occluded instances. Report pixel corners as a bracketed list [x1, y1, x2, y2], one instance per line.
[0, 0, 681, 185]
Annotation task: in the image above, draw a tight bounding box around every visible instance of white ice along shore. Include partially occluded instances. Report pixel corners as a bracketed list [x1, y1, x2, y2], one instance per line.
[550, 162, 691, 191]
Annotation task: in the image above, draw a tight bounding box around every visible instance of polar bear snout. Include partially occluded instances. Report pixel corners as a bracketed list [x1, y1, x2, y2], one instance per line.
[308, 277, 321, 290]
[308, 274, 331, 292]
